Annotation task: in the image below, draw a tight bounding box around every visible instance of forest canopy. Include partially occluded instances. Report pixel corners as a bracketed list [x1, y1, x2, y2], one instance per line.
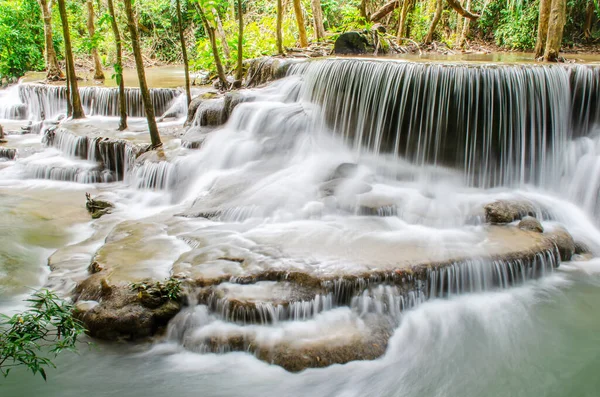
[0, 0, 598, 81]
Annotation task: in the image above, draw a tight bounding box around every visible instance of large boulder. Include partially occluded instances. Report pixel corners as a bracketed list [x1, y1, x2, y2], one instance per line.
[184, 91, 219, 127]
[334, 32, 372, 55]
[545, 226, 576, 262]
[484, 200, 537, 224]
[74, 279, 181, 341]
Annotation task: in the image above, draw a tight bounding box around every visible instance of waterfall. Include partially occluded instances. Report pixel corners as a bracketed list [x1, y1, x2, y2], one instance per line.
[42, 128, 138, 181]
[16, 84, 181, 120]
[290, 59, 600, 187]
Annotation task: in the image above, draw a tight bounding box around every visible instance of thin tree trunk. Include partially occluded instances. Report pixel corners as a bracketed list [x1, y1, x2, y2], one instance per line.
[359, 0, 368, 19]
[107, 0, 127, 130]
[236, 0, 244, 82]
[123, 0, 162, 147]
[292, 0, 308, 47]
[584, 0, 594, 39]
[38, 0, 63, 80]
[396, 0, 411, 42]
[424, 0, 443, 44]
[543, 0, 567, 61]
[456, 14, 464, 46]
[176, 0, 191, 106]
[213, 8, 231, 59]
[57, 0, 84, 119]
[197, 4, 229, 89]
[311, 0, 326, 40]
[458, 0, 471, 48]
[276, 0, 284, 54]
[65, 57, 72, 117]
[535, 0, 552, 58]
[87, 0, 104, 80]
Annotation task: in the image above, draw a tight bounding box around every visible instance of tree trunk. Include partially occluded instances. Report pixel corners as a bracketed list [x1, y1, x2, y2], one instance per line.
[371, 0, 399, 22]
[176, 0, 191, 107]
[276, 0, 284, 54]
[236, 0, 244, 82]
[292, 0, 308, 47]
[107, 0, 127, 130]
[543, 0, 566, 61]
[196, 5, 229, 89]
[106, 0, 127, 130]
[584, 0, 594, 39]
[57, 0, 84, 119]
[359, 0, 369, 19]
[456, 13, 464, 46]
[458, 0, 471, 47]
[212, 8, 231, 60]
[396, 0, 412, 42]
[446, 0, 479, 20]
[535, 0, 552, 58]
[38, 0, 63, 80]
[86, 0, 104, 80]
[311, 0, 326, 40]
[123, 0, 162, 147]
[424, 0, 443, 44]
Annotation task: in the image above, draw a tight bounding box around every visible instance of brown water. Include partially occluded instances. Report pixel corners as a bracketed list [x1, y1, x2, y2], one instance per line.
[22, 65, 191, 88]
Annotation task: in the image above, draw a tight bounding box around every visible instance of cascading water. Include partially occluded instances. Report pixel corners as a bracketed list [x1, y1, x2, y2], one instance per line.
[2, 84, 182, 121]
[2, 58, 600, 396]
[290, 59, 600, 187]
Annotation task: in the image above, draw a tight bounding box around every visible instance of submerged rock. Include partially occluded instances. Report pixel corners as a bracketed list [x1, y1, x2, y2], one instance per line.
[85, 193, 114, 219]
[484, 200, 537, 224]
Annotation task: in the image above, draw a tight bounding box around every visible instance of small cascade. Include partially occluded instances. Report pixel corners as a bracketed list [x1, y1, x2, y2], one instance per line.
[0, 85, 27, 120]
[0, 148, 17, 160]
[43, 128, 138, 181]
[23, 162, 113, 184]
[559, 131, 600, 218]
[201, 290, 335, 324]
[131, 160, 176, 190]
[17, 84, 181, 120]
[290, 60, 600, 187]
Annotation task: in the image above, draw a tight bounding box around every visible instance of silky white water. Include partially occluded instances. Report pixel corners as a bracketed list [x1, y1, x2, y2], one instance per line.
[1, 59, 600, 396]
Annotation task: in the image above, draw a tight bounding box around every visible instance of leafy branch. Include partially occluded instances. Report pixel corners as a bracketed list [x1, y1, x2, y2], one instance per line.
[0, 290, 87, 380]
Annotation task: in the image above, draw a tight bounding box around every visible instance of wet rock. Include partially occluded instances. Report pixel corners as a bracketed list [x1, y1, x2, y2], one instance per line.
[75, 284, 181, 341]
[545, 226, 576, 262]
[334, 32, 372, 55]
[223, 91, 254, 119]
[75, 276, 183, 341]
[185, 91, 219, 127]
[574, 241, 591, 255]
[198, 281, 326, 324]
[196, 315, 392, 372]
[85, 192, 114, 219]
[245, 57, 296, 87]
[330, 163, 359, 180]
[319, 178, 373, 197]
[194, 98, 226, 127]
[518, 216, 543, 233]
[484, 200, 536, 224]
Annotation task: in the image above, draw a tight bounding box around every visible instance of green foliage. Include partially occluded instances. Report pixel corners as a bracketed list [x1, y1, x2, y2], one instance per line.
[407, 0, 435, 42]
[479, 0, 540, 49]
[131, 277, 182, 302]
[0, 0, 45, 79]
[0, 290, 87, 380]
[321, 0, 369, 31]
